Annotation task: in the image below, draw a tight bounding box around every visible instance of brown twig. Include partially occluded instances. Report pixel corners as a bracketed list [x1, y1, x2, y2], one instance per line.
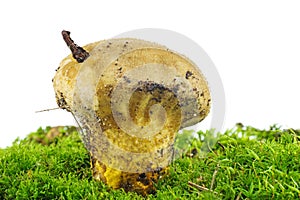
[61, 30, 89, 63]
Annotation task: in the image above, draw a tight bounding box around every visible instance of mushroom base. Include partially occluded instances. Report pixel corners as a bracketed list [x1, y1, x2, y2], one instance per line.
[90, 154, 168, 196]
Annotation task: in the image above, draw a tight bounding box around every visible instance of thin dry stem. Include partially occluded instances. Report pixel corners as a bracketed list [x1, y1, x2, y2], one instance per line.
[210, 163, 220, 190]
[35, 107, 61, 113]
[188, 181, 219, 195]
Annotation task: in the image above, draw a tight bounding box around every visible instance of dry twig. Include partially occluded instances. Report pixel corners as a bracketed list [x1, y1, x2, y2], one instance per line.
[210, 163, 220, 190]
[188, 181, 219, 195]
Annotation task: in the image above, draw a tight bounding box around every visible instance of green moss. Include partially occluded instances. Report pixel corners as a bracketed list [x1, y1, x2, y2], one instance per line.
[0, 125, 299, 199]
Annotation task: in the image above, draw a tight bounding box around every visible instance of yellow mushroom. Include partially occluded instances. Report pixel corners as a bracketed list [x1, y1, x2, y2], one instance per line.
[53, 30, 211, 195]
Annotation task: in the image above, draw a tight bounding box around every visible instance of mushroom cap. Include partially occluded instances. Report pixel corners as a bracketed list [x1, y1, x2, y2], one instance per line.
[53, 38, 210, 127]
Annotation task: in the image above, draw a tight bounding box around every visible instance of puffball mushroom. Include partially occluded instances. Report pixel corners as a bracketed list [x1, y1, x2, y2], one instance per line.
[52, 30, 211, 195]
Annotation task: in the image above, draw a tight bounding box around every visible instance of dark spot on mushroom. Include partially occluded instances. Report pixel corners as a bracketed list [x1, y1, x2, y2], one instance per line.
[57, 92, 68, 110]
[172, 84, 180, 94]
[136, 173, 151, 190]
[151, 97, 161, 103]
[159, 149, 164, 156]
[138, 173, 146, 179]
[55, 66, 60, 72]
[185, 71, 193, 79]
[106, 84, 114, 97]
[153, 167, 163, 174]
[200, 109, 206, 116]
[124, 42, 128, 48]
[123, 76, 131, 83]
[207, 99, 211, 106]
[140, 81, 173, 93]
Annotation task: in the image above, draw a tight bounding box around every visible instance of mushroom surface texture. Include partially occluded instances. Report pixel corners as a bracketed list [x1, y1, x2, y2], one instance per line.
[52, 31, 211, 195]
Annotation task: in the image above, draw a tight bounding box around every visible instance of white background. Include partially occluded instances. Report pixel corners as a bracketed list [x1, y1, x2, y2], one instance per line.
[0, 1, 299, 148]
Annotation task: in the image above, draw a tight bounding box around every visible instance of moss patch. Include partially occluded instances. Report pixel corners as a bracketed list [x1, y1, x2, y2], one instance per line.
[0, 125, 299, 199]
